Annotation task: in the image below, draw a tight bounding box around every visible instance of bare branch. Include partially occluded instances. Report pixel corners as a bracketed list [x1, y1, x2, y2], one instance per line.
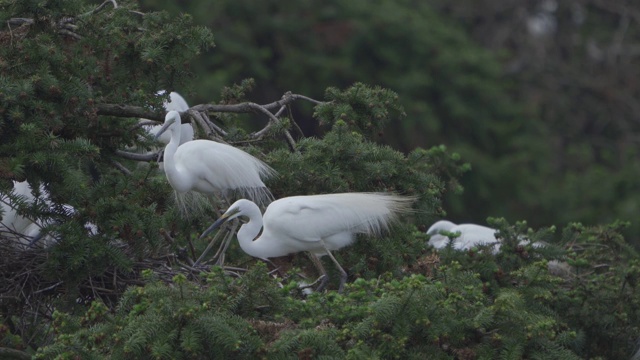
[187, 110, 227, 141]
[114, 150, 160, 162]
[57, 29, 82, 40]
[249, 102, 297, 150]
[97, 104, 164, 121]
[134, 120, 159, 130]
[6, 18, 34, 26]
[0, 347, 31, 360]
[192, 110, 228, 137]
[98, 92, 323, 121]
[112, 160, 132, 175]
[83, 0, 118, 17]
[97, 92, 323, 153]
[287, 105, 305, 138]
[190, 92, 324, 114]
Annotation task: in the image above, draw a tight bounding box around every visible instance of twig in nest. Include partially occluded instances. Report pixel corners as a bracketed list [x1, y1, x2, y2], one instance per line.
[33, 281, 63, 294]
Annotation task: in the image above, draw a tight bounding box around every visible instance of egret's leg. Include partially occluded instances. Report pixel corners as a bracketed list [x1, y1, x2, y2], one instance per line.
[213, 218, 239, 267]
[320, 241, 348, 293]
[194, 222, 227, 266]
[307, 253, 329, 292]
[27, 231, 44, 248]
[259, 258, 281, 276]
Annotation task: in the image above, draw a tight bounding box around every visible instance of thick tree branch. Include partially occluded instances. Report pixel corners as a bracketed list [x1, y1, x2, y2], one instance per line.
[103, 92, 322, 157]
[98, 92, 323, 122]
[101, 92, 322, 151]
[0, 347, 31, 360]
[97, 104, 165, 121]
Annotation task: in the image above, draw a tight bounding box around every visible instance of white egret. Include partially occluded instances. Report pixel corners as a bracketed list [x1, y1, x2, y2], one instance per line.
[1, 181, 36, 238]
[199, 192, 415, 292]
[144, 91, 193, 146]
[154, 111, 276, 205]
[426, 220, 501, 252]
[1, 181, 96, 248]
[426, 220, 571, 277]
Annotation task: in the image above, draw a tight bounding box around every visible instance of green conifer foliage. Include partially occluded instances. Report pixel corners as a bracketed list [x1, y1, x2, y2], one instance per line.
[0, 0, 214, 351]
[2, 1, 639, 359]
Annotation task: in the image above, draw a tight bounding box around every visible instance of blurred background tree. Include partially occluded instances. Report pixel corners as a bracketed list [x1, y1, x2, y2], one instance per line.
[139, 0, 640, 244]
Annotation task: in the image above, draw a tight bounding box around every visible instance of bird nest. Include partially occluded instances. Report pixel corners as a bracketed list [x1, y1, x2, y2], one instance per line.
[0, 233, 206, 345]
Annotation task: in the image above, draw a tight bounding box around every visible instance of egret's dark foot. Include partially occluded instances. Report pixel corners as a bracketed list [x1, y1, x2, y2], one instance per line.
[337, 273, 348, 293]
[314, 275, 329, 292]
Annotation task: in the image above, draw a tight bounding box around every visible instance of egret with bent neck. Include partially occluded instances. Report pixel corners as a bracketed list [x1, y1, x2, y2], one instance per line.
[200, 192, 415, 292]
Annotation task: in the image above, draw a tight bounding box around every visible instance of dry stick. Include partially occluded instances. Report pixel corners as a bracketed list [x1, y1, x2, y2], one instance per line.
[287, 105, 306, 138]
[114, 149, 160, 162]
[111, 160, 132, 176]
[57, 29, 81, 40]
[188, 110, 228, 138]
[134, 120, 159, 129]
[247, 104, 297, 151]
[201, 112, 228, 137]
[188, 110, 227, 143]
[84, 0, 118, 16]
[33, 281, 63, 294]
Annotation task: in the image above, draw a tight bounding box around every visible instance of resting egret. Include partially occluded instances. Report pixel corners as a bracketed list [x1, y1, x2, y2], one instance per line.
[199, 192, 415, 292]
[144, 91, 193, 146]
[155, 111, 276, 205]
[1, 181, 96, 248]
[426, 220, 501, 252]
[427, 220, 572, 278]
[1, 181, 36, 239]
[1, 181, 59, 247]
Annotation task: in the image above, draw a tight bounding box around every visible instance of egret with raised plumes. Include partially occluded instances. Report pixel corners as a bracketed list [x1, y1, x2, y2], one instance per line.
[199, 192, 414, 292]
[154, 111, 276, 205]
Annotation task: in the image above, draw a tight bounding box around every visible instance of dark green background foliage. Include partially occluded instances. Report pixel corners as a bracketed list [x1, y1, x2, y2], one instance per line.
[1, 0, 639, 359]
[137, 0, 640, 241]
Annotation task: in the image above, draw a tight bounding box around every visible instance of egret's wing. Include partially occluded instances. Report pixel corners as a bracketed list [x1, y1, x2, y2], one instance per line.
[426, 220, 457, 236]
[176, 141, 276, 185]
[176, 140, 276, 204]
[262, 193, 413, 242]
[454, 224, 499, 250]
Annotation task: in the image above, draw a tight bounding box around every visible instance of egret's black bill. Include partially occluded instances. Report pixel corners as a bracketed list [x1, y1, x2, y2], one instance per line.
[199, 217, 228, 240]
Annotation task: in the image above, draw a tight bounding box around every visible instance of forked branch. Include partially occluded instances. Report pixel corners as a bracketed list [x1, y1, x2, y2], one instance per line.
[110, 91, 325, 161]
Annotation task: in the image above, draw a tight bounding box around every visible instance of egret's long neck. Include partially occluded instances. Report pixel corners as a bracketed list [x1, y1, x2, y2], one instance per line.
[236, 206, 274, 259]
[162, 125, 191, 193]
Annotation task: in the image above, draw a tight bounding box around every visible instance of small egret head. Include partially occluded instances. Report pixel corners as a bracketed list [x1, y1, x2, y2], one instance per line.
[154, 111, 181, 141]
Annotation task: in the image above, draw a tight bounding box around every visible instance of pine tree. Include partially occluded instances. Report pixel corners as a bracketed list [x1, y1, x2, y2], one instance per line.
[1, 1, 639, 359]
